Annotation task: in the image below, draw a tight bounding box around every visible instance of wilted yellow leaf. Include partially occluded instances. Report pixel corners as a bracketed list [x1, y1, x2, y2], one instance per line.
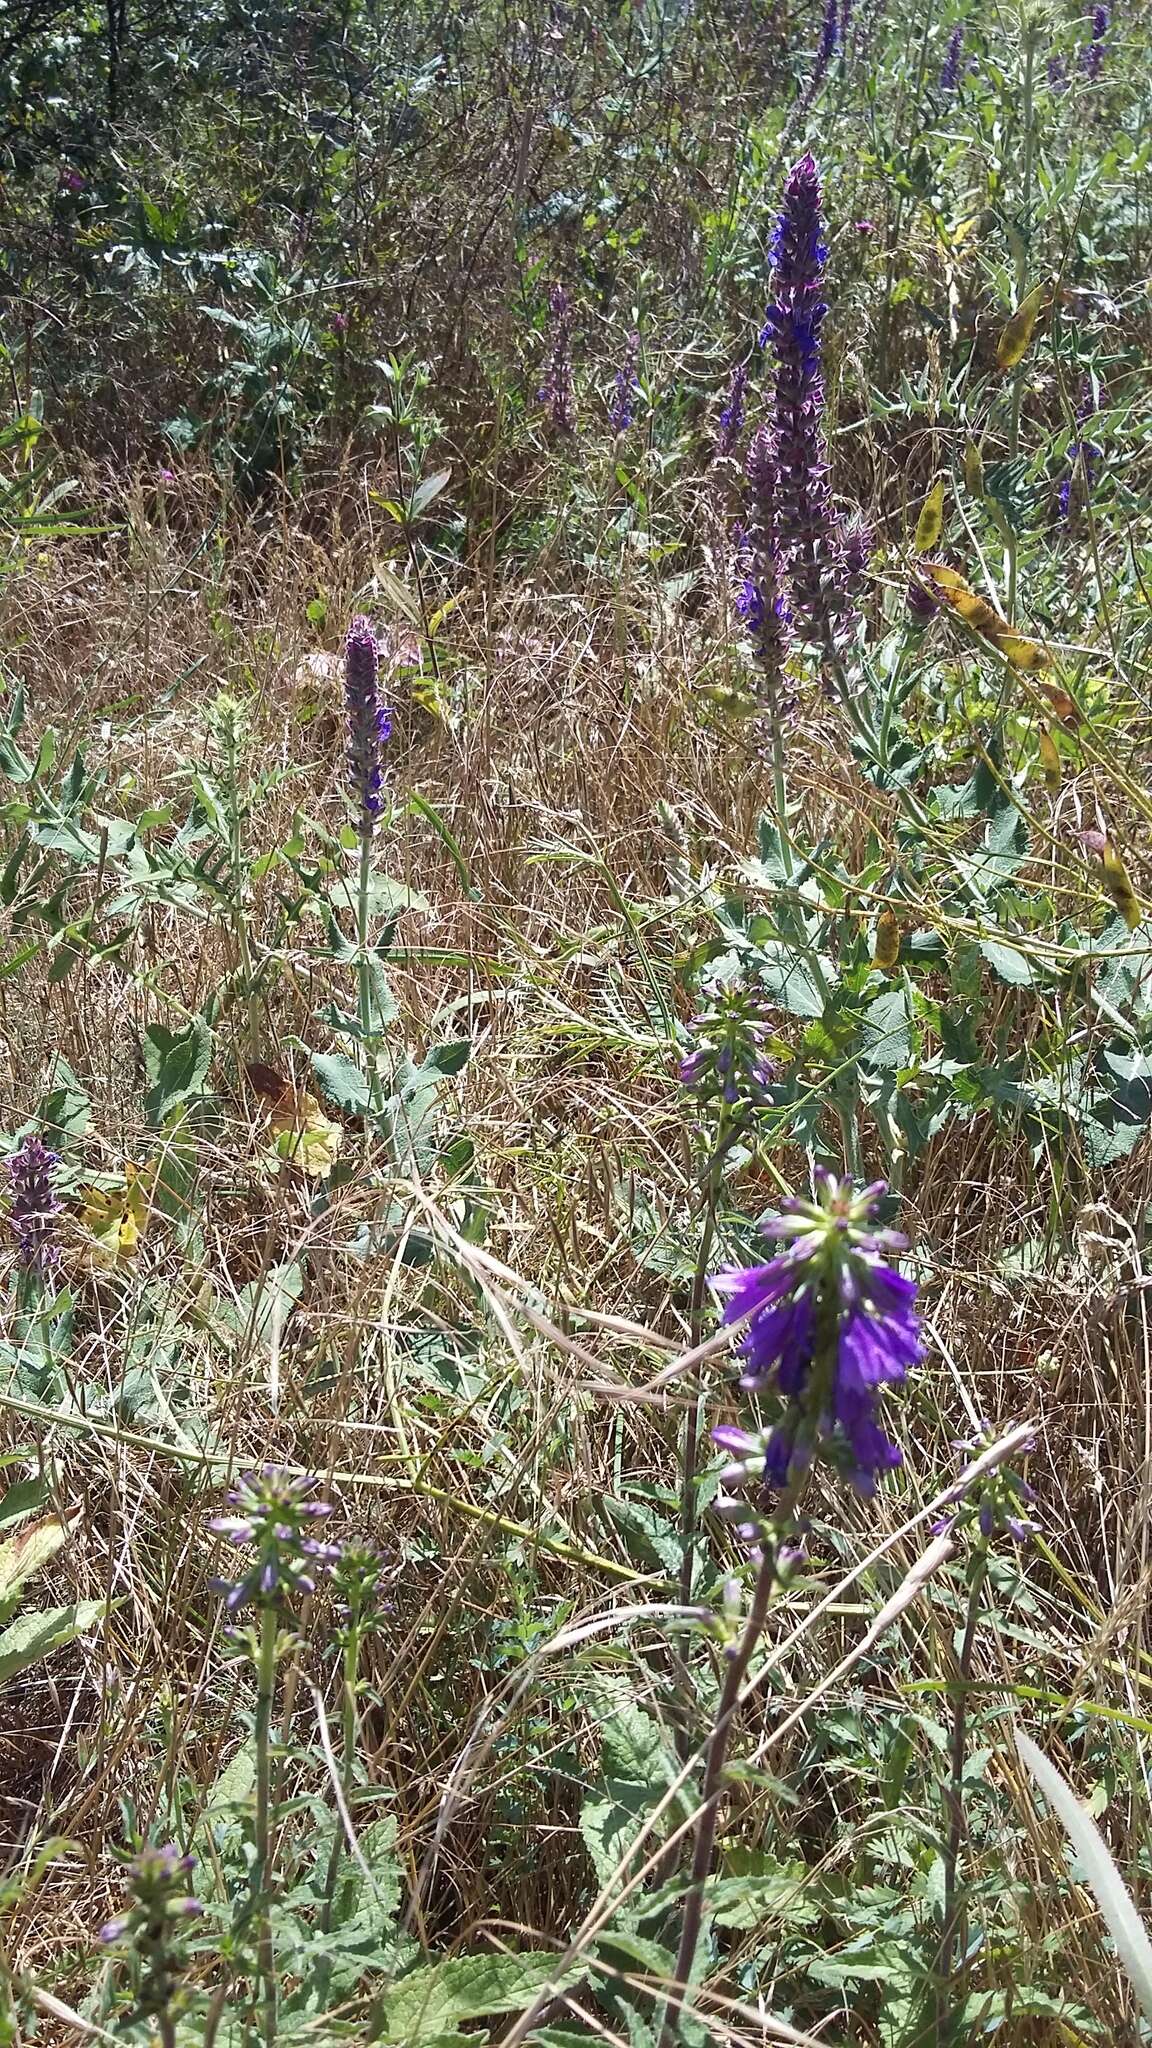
[0, 1516, 68, 1600]
[996, 282, 1047, 371]
[1081, 834, 1141, 929]
[918, 562, 1052, 671]
[79, 1164, 153, 1271]
[914, 479, 945, 553]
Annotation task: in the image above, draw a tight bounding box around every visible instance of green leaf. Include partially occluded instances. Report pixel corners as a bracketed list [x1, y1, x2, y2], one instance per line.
[0, 1476, 48, 1533]
[311, 1051, 374, 1115]
[979, 939, 1036, 987]
[0, 1599, 109, 1684]
[379, 1953, 569, 2042]
[142, 1016, 213, 1124]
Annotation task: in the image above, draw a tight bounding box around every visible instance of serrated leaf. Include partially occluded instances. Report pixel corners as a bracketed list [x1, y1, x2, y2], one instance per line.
[311, 1051, 374, 1115]
[979, 939, 1036, 987]
[380, 1954, 569, 2041]
[860, 988, 912, 1068]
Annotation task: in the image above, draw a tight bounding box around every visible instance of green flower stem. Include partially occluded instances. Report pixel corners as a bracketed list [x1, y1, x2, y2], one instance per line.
[936, 1551, 987, 2032]
[356, 823, 383, 1116]
[320, 1624, 363, 1934]
[658, 1537, 784, 2048]
[251, 1606, 280, 2048]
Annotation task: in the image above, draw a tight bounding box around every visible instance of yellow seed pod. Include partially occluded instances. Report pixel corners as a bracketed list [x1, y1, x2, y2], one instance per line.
[963, 440, 985, 499]
[996, 282, 1047, 370]
[914, 479, 945, 553]
[872, 905, 901, 971]
[1037, 727, 1061, 794]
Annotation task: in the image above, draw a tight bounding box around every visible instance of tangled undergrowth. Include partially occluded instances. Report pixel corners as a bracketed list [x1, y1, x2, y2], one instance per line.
[2, 0, 1152, 2043]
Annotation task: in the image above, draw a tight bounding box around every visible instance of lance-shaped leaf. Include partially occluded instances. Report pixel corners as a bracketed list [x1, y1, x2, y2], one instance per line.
[996, 282, 1047, 370]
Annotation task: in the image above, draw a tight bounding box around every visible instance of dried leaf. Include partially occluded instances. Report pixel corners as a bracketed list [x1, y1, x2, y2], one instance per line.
[996, 282, 1047, 370]
[919, 562, 1052, 671]
[1037, 680, 1080, 727]
[78, 1164, 154, 1270]
[914, 479, 945, 553]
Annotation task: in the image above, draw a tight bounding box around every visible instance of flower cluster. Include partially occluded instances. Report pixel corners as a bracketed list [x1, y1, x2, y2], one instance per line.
[609, 330, 641, 433]
[539, 283, 575, 436]
[936, 1424, 1038, 1545]
[715, 363, 748, 460]
[6, 1134, 61, 1276]
[679, 985, 776, 1117]
[1080, 2, 1108, 76]
[939, 22, 965, 91]
[711, 1173, 921, 1509]
[331, 1540, 396, 1647]
[209, 1468, 339, 1613]
[344, 616, 393, 831]
[760, 154, 852, 647]
[100, 1844, 202, 2020]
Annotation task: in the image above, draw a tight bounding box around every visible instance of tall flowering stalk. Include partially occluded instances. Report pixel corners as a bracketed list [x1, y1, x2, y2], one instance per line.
[211, 1468, 339, 2045]
[738, 426, 791, 700]
[661, 1175, 918, 2045]
[100, 1845, 203, 2048]
[539, 283, 575, 436]
[762, 154, 850, 647]
[344, 616, 393, 1108]
[608, 330, 640, 433]
[813, 0, 839, 80]
[6, 1135, 60, 1279]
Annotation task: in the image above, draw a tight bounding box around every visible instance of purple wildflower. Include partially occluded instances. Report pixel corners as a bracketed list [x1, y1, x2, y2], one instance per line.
[344, 616, 393, 831]
[7, 1135, 60, 1275]
[1058, 380, 1103, 520]
[1047, 51, 1068, 88]
[680, 985, 777, 1116]
[940, 22, 964, 91]
[539, 283, 575, 436]
[711, 1173, 921, 1501]
[841, 517, 872, 590]
[609, 330, 641, 434]
[1080, 2, 1108, 75]
[99, 1844, 202, 2023]
[209, 1467, 339, 1613]
[762, 155, 851, 646]
[739, 426, 791, 690]
[934, 1423, 1039, 1546]
[715, 363, 749, 460]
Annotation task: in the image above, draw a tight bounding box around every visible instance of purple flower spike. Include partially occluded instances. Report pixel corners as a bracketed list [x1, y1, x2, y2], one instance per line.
[609, 330, 641, 434]
[711, 1175, 921, 1515]
[344, 616, 393, 832]
[813, 0, 839, 81]
[762, 155, 852, 647]
[940, 22, 964, 91]
[739, 426, 791, 693]
[7, 1135, 61, 1276]
[539, 283, 576, 436]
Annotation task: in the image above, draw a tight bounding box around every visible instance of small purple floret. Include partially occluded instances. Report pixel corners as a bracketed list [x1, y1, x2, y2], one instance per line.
[7, 1134, 61, 1275]
[344, 617, 393, 831]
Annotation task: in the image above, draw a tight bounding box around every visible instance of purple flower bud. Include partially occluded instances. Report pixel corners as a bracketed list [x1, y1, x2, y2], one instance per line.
[344, 616, 393, 832]
[210, 1468, 339, 1614]
[1080, 2, 1108, 75]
